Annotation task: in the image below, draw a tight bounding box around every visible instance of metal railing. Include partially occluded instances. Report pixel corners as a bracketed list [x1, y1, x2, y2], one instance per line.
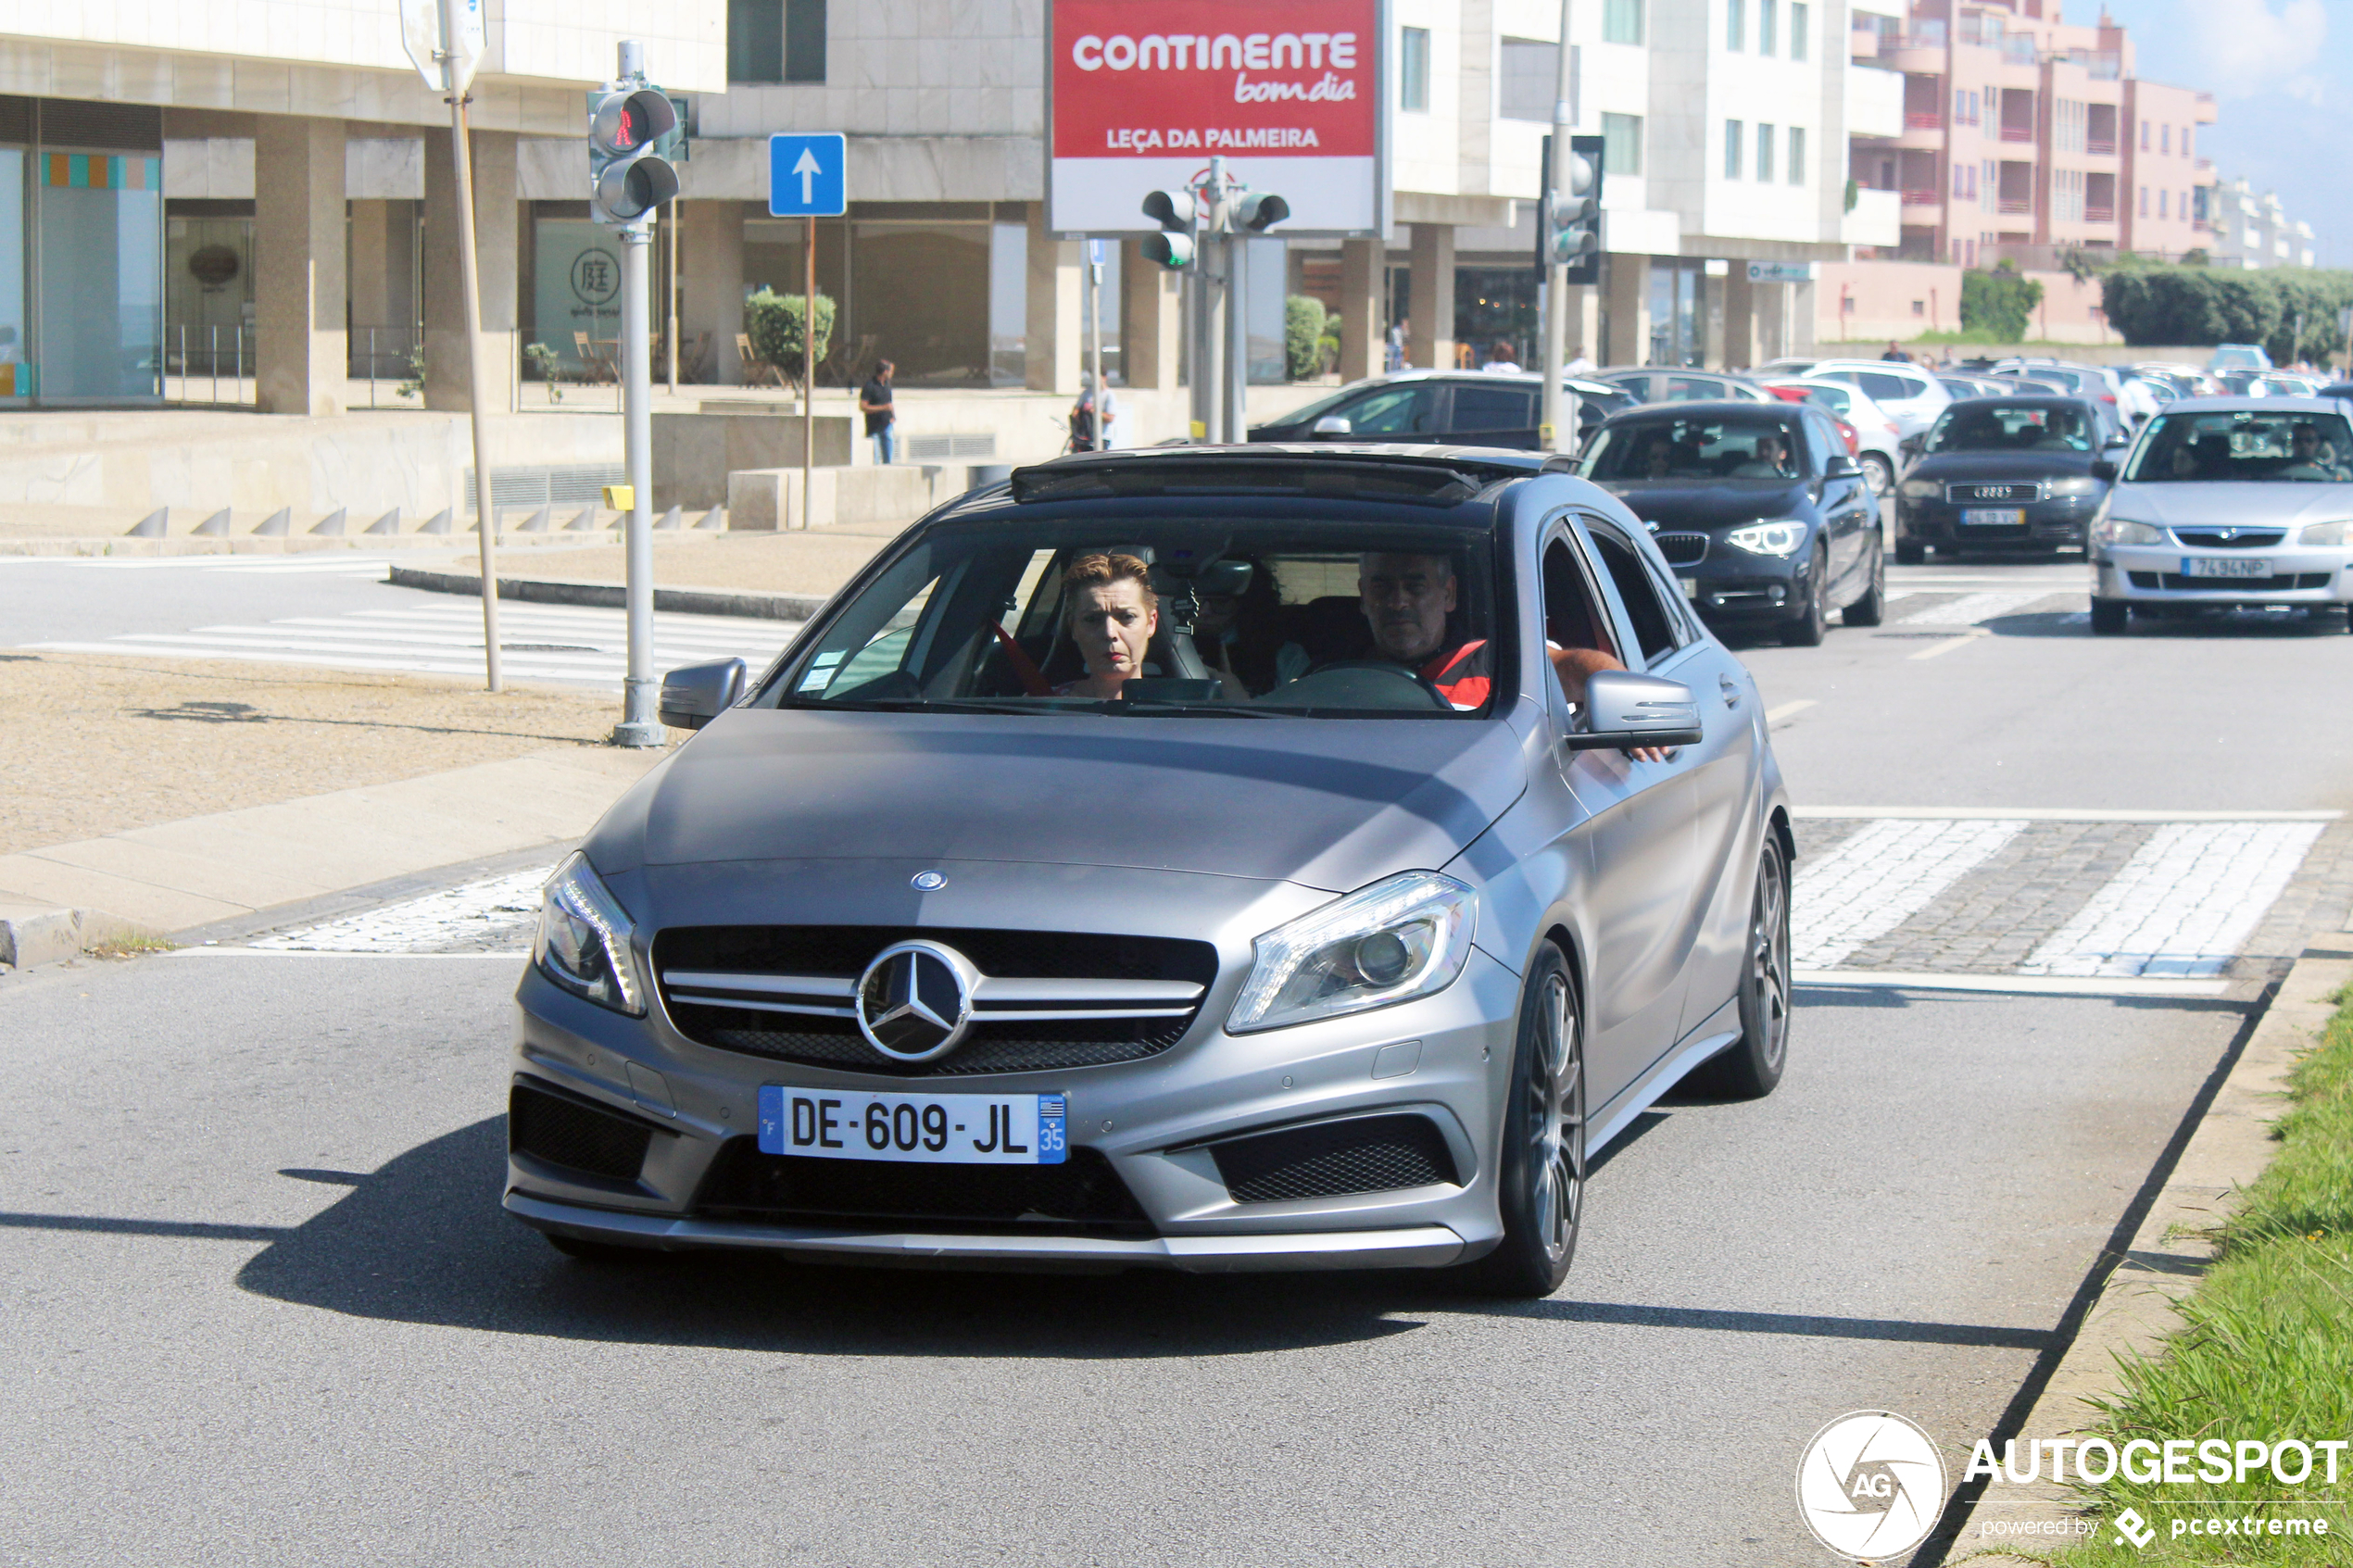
[1997, 196, 2033, 214]
[163, 324, 258, 407]
[1905, 112, 1944, 130]
[2000, 125, 2035, 143]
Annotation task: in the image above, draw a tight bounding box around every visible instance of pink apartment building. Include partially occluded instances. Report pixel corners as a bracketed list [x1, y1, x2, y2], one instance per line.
[1848, 0, 2212, 268]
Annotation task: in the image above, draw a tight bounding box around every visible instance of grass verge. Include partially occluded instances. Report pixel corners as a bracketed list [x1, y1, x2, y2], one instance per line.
[2039, 985, 2353, 1565]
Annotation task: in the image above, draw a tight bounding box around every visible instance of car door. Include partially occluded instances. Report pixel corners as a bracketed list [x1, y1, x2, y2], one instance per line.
[1446, 380, 1541, 448]
[1558, 517, 1702, 1100]
[1803, 409, 1873, 587]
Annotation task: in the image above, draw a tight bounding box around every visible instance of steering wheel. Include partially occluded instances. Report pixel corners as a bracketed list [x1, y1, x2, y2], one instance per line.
[1277, 659, 1453, 710]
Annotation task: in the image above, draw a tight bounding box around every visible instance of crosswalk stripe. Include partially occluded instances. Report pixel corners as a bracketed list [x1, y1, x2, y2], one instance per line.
[2019, 821, 2327, 978]
[1894, 590, 2071, 626]
[1793, 818, 2028, 967]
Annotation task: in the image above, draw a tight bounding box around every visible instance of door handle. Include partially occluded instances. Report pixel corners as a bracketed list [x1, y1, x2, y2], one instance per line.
[1719, 676, 1742, 709]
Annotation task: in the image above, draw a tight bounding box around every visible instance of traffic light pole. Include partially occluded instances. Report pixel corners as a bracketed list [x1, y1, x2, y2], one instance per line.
[611, 220, 660, 746]
[1539, 0, 1577, 456]
[447, 89, 502, 692]
[1225, 230, 1248, 444]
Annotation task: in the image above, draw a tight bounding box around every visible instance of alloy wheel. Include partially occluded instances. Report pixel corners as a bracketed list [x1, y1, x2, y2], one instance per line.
[1747, 842, 1792, 1077]
[1526, 971, 1586, 1262]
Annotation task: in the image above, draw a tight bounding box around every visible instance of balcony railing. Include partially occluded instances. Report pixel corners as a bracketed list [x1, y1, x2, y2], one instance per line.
[1901, 188, 1944, 206]
[2085, 137, 2116, 156]
[2083, 205, 2115, 222]
[1997, 196, 2032, 214]
[2002, 36, 2038, 65]
[2000, 125, 2034, 143]
[1905, 112, 1943, 130]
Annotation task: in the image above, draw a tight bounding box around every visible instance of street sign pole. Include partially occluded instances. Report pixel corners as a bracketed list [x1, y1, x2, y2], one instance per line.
[1540, 0, 1576, 454]
[764, 133, 847, 521]
[803, 213, 814, 532]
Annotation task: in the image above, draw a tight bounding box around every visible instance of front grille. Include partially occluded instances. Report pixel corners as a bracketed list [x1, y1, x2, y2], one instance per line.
[656, 925, 1219, 1077]
[1654, 532, 1709, 566]
[510, 1083, 655, 1183]
[692, 1138, 1152, 1234]
[1946, 482, 2041, 503]
[1211, 1114, 1460, 1205]
[2128, 571, 2332, 592]
[2172, 530, 2285, 549]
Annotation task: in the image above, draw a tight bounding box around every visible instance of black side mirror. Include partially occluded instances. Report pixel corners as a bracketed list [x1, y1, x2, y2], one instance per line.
[2090, 459, 2119, 482]
[1899, 435, 1923, 459]
[1564, 671, 1704, 751]
[1824, 454, 1864, 480]
[659, 658, 748, 731]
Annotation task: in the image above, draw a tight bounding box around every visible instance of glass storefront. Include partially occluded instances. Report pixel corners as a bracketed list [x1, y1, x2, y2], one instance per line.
[533, 218, 627, 380]
[36, 151, 163, 402]
[0, 152, 23, 399]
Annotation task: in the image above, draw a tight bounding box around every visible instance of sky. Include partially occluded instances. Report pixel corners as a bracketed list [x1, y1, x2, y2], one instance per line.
[2083, 0, 2348, 267]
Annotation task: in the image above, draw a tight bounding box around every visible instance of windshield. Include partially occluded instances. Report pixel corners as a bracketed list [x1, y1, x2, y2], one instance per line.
[1582, 414, 1802, 481]
[767, 514, 1505, 719]
[2123, 409, 2353, 483]
[1927, 402, 2095, 454]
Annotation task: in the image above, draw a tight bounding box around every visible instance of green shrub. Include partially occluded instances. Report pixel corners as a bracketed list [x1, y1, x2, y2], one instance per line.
[743, 289, 836, 375]
[1285, 295, 1329, 381]
[2100, 266, 2353, 359]
[1960, 263, 2045, 343]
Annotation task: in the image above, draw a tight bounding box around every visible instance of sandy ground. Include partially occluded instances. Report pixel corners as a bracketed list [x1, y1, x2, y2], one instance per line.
[3, 652, 635, 856]
[490, 526, 902, 596]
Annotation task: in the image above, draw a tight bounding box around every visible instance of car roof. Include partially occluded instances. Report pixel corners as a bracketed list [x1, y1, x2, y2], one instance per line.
[2151, 395, 2353, 414]
[1944, 394, 2096, 408]
[989, 443, 1572, 514]
[1597, 398, 1804, 423]
[1805, 358, 1937, 373]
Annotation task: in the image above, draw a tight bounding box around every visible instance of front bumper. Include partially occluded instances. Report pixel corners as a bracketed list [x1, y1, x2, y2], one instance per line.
[1657, 543, 1811, 622]
[505, 940, 1524, 1273]
[1897, 495, 2098, 549]
[2093, 547, 2353, 606]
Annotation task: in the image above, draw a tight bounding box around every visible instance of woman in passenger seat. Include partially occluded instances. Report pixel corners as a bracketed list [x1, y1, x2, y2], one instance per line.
[1055, 553, 1158, 700]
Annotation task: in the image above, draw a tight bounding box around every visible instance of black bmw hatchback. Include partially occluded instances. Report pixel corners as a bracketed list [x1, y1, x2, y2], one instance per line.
[1579, 401, 1884, 646]
[1893, 395, 2124, 562]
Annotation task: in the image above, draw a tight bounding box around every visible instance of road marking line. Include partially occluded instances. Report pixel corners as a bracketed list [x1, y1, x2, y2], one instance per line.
[1795, 970, 2233, 998]
[1907, 633, 1985, 660]
[1765, 699, 1818, 723]
[2020, 821, 2327, 978]
[1792, 818, 2028, 968]
[1896, 590, 2063, 626]
[1793, 807, 2343, 822]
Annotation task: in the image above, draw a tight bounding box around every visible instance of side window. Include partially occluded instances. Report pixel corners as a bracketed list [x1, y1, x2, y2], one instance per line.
[1452, 383, 1537, 431]
[1801, 411, 1838, 470]
[1345, 383, 1441, 434]
[1666, 375, 1721, 402]
[1589, 529, 1681, 666]
[1542, 535, 1623, 662]
[1855, 370, 1914, 403]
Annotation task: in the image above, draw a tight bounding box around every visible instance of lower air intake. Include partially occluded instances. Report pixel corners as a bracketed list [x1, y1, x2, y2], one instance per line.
[510, 1083, 655, 1183]
[1211, 1114, 1460, 1205]
[692, 1140, 1152, 1234]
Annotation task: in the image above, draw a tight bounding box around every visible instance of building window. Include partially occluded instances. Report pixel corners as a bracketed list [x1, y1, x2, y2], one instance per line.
[2138, 184, 2148, 216]
[2139, 119, 2149, 149]
[2160, 124, 2170, 154]
[1788, 125, 1806, 183]
[785, 0, 827, 82]
[1952, 160, 1967, 198]
[1790, 1, 1807, 59]
[2158, 188, 2168, 218]
[729, 0, 785, 82]
[1760, 0, 1777, 55]
[1400, 27, 1430, 111]
[1604, 0, 1644, 45]
[1602, 111, 1643, 176]
[1756, 122, 1775, 182]
[1727, 0, 1744, 51]
[1724, 119, 1743, 178]
[1499, 38, 1560, 121]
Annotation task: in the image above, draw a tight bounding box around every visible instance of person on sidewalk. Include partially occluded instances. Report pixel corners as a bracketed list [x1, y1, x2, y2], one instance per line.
[1880, 340, 1911, 363]
[1386, 319, 1408, 372]
[1069, 371, 1117, 452]
[1479, 339, 1522, 374]
[860, 359, 897, 464]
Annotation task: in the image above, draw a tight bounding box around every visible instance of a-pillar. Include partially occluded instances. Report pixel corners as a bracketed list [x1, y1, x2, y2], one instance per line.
[1026, 203, 1082, 395]
[1334, 237, 1382, 382]
[681, 199, 745, 385]
[1722, 264, 1760, 370]
[254, 116, 346, 416]
[1120, 239, 1180, 392]
[1603, 253, 1650, 366]
[422, 126, 518, 412]
[1407, 223, 1455, 369]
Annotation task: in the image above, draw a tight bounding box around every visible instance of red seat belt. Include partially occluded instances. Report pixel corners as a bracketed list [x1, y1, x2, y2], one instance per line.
[989, 621, 1052, 696]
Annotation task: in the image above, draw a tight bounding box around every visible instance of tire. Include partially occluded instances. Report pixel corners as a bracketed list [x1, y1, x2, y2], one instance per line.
[2089, 598, 2130, 636]
[1859, 453, 1894, 496]
[1459, 946, 1586, 1298]
[1780, 546, 1830, 646]
[1686, 833, 1792, 1099]
[1843, 542, 1886, 626]
[1894, 538, 1925, 566]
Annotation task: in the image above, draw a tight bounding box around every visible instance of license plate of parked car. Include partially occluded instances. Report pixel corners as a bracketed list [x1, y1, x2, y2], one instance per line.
[1678, 577, 1699, 597]
[1958, 508, 2025, 527]
[2181, 557, 2274, 579]
[756, 1085, 1068, 1164]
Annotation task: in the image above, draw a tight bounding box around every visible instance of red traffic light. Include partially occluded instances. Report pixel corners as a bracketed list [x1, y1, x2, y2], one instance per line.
[589, 89, 677, 157]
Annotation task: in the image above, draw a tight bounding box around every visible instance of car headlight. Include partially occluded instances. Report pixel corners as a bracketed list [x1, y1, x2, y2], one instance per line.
[2046, 475, 2102, 496]
[2301, 521, 2352, 546]
[1227, 872, 1476, 1034]
[1724, 520, 1809, 557]
[2094, 515, 2166, 546]
[533, 852, 647, 1015]
[1899, 478, 1939, 500]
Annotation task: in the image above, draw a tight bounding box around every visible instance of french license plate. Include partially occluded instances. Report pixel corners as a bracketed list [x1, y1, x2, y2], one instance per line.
[1958, 508, 2025, 527]
[757, 1085, 1067, 1164]
[2181, 556, 2273, 579]
[1678, 577, 1699, 597]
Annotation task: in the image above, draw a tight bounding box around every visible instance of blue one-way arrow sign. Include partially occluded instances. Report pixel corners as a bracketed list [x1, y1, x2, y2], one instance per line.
[768, 133, 846, 217]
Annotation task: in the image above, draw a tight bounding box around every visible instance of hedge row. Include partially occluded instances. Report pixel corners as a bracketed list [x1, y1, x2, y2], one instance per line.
[2099, 267, 2353, 361]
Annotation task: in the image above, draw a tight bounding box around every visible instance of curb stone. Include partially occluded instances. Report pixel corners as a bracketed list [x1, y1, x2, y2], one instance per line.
[0, 903, 157, 969]
[1935, 931, 2353, 1563]
[388, 564, 825, 621]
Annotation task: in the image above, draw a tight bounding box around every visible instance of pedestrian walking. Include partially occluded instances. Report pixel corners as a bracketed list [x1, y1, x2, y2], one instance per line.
[860, 358, 897, 463]
[1385, 318, 1408, 372]
[1068, 371, 1116, 451]
[1880, 340, 1911, 363]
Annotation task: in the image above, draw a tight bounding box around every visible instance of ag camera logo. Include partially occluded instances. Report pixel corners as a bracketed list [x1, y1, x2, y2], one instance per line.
[1796, 1411, 1948, 1561]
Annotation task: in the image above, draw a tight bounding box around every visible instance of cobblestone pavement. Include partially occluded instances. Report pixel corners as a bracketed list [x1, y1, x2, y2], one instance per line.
[244, 865, 551, 954]
[1793, 812, 2348, 981]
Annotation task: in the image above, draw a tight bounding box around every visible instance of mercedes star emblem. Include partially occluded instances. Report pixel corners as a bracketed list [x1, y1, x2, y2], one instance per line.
[854, 940, 978, 1060]
[911, 870, 947, 891]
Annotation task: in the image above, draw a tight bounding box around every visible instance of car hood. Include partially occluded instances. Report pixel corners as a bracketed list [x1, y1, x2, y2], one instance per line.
[1599, 479, 1812, 530]
[2111, 483, 2353, 529]
[1906, 450, 2098, 483]
[582, 708, 1530, 894]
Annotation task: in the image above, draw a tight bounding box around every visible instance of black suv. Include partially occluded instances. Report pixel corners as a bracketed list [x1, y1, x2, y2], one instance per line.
[1250, 372, 1639, 449]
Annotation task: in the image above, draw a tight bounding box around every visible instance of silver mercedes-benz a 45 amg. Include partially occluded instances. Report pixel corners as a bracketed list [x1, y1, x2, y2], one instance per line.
[506, 445, 1793, 1297]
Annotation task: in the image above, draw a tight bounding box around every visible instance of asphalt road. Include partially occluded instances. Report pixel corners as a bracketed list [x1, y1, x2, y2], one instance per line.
[2, 553, 2347, 1565]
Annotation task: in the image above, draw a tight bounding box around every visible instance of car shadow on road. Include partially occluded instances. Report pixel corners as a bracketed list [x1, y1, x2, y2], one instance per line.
[1980, 607, 2345, 638]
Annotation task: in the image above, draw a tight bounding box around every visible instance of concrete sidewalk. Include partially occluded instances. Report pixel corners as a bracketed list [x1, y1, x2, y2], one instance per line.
[0, 745, 664, 962]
